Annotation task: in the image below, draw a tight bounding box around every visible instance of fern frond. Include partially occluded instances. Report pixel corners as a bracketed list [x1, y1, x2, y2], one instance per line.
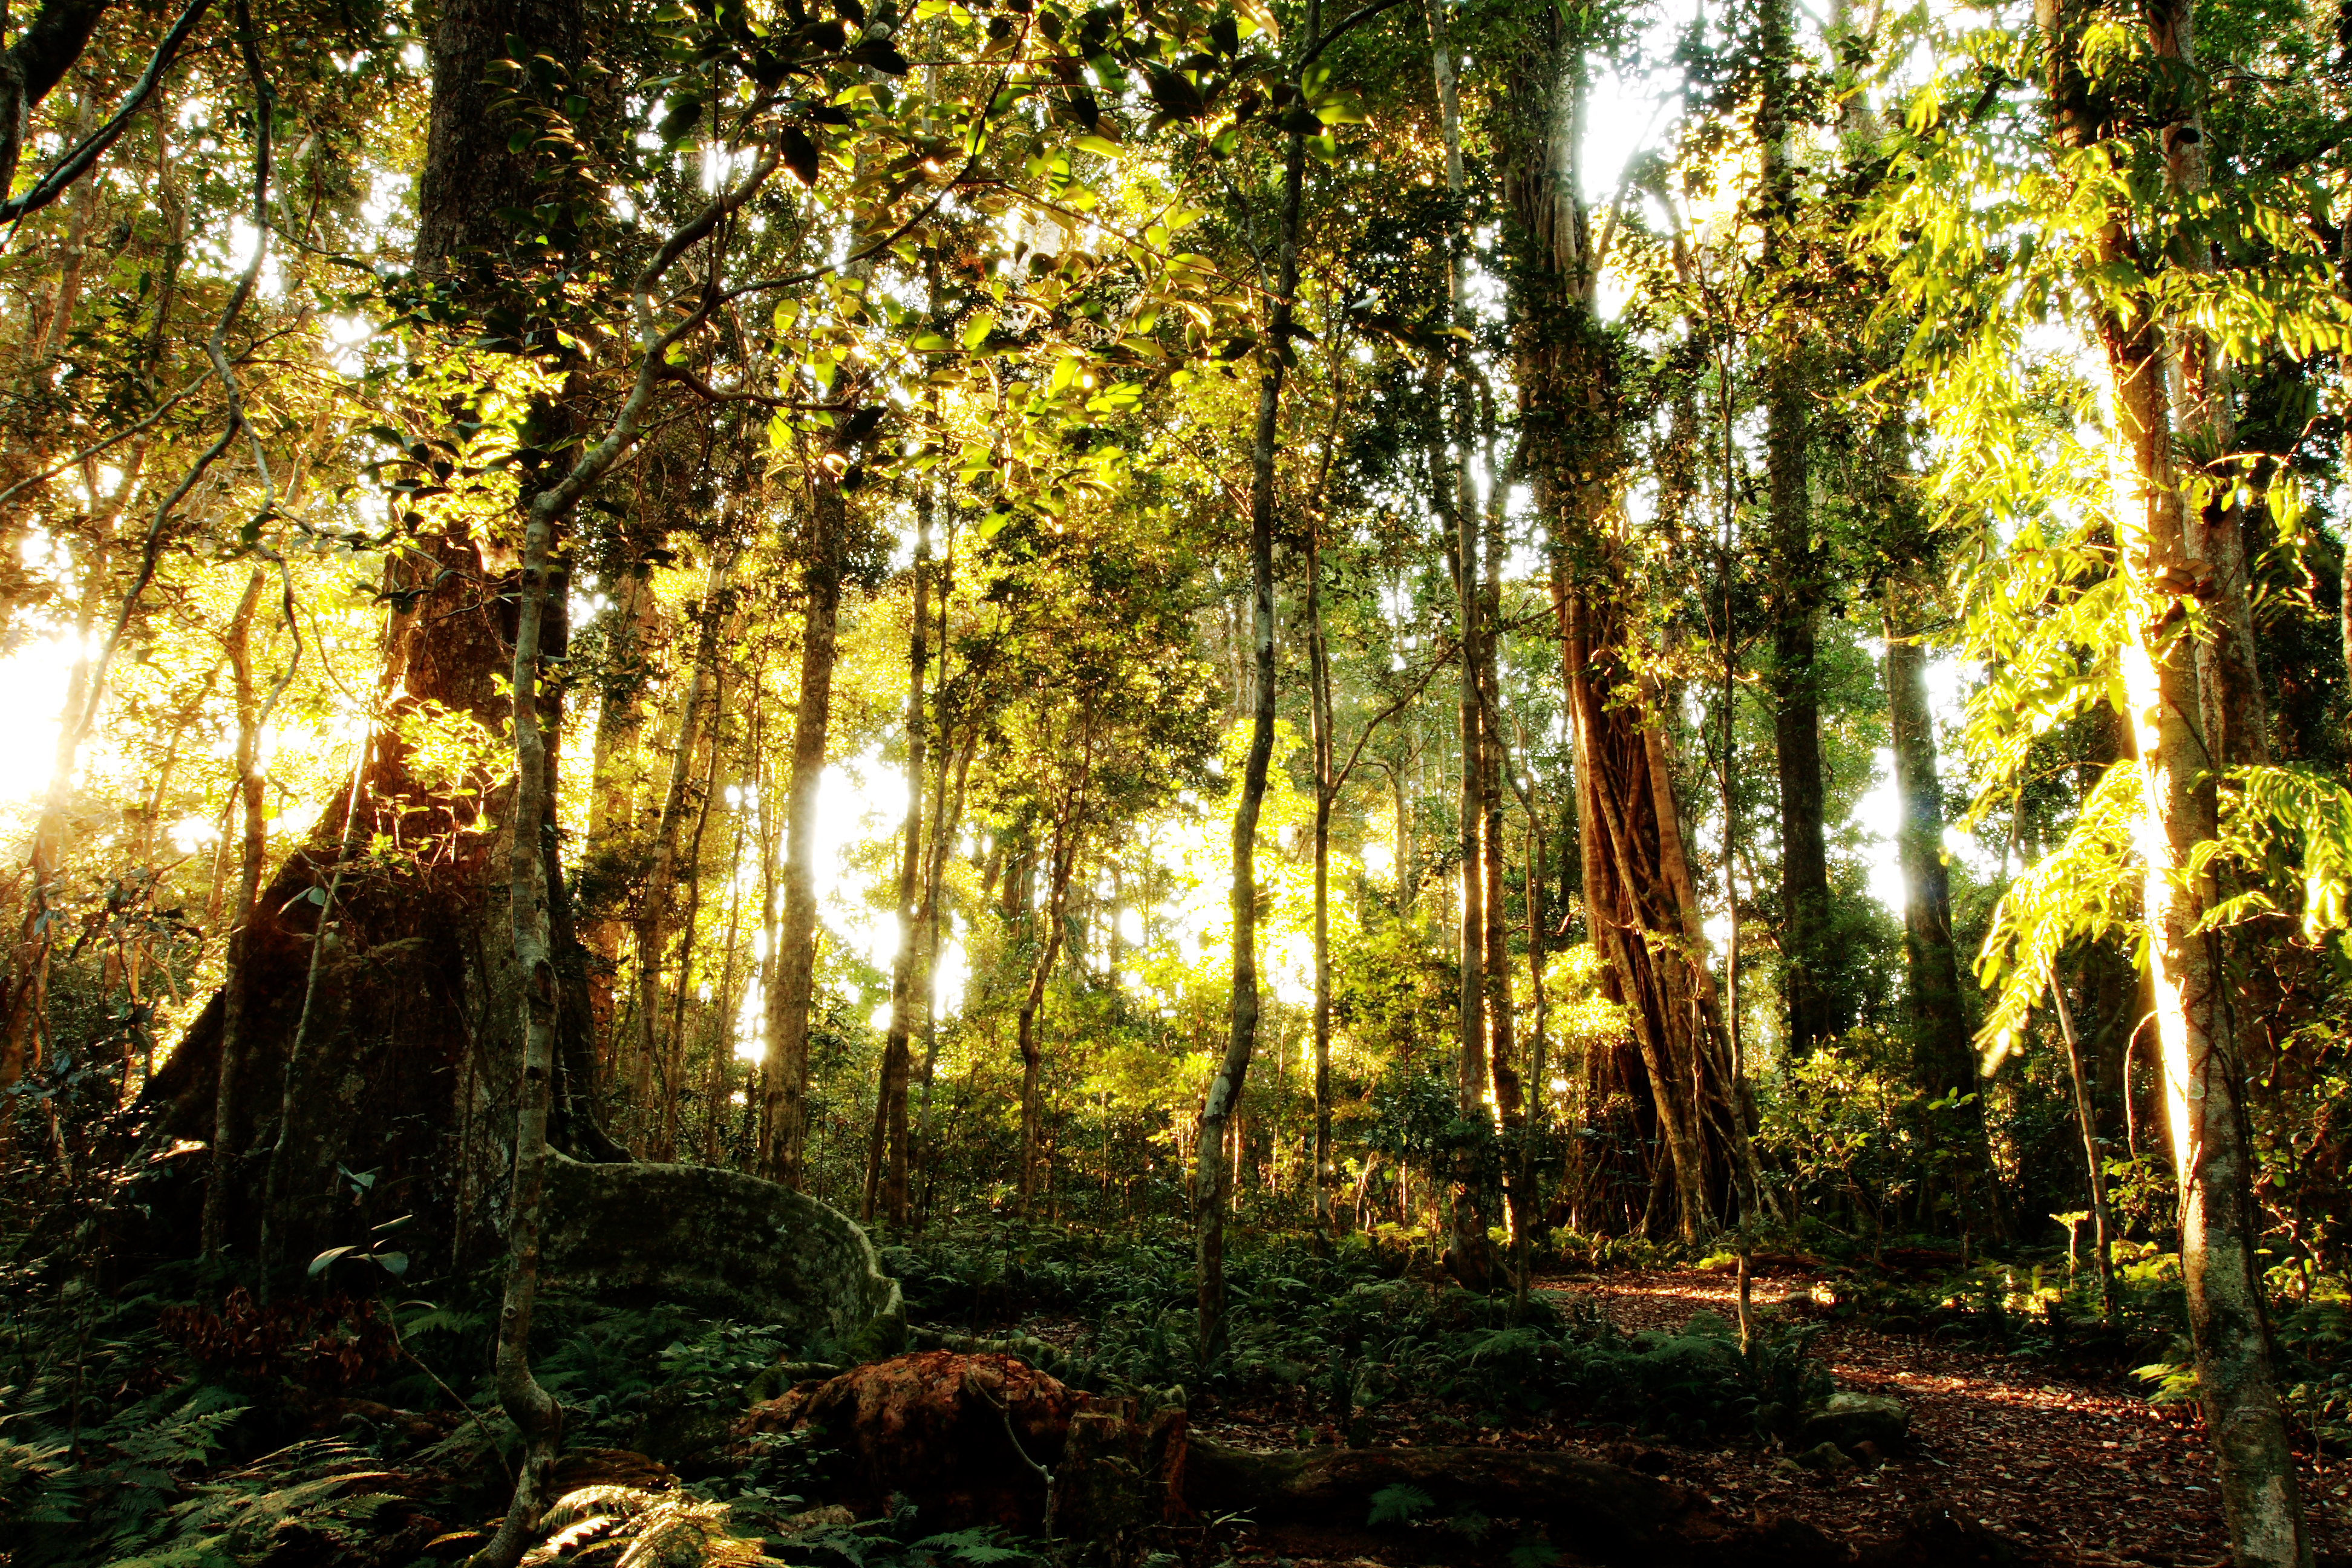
[2204, 764, 2352, 953]
[1973, 757, 2145, 1071]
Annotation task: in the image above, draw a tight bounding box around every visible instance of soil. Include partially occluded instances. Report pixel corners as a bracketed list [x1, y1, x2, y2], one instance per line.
[1164, 1264, 2352, 1567]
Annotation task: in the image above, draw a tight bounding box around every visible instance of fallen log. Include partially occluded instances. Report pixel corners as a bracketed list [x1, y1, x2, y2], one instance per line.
[743, 1353, 2044, 1566]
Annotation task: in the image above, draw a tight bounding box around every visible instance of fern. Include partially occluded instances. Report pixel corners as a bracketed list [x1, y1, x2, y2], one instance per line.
[1365, 1482, 1434, 1525]
[909, 1527, 1032, 1564]
[98, 1439, 400, 1568]
[526, 1483, 783, 1567]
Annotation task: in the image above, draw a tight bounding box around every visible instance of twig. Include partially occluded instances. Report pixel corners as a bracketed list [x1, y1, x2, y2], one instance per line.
[961, 1368, 1056, 1540]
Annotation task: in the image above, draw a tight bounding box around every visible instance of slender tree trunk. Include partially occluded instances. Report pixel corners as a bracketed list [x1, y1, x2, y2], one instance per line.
[1883, 590, 1999, 1232]
[760, 481, 844, 1189]
[635, 551, 730, 1143]
[471, 497, 566, 1568]
[1019, 803, 1080, 1215]
[2052, 975, 2117, 1316]
[201, 570, 270, 1259]
[2148, 0, 2267, 773]
[658, 678, 725, 1162]
[1, 440, 141, 1087]
[873, 496, 932, 1226]
[1426, 0, 1494, 1291]
[583, 562, 661, 1049]
[1759, 0, 1837, 1056]
[2040, 7, 2310, 1558]
[1307, 525, 1335, 1250]
[1478, 416, 1524, 1253]
[917, 728, 974, 1204]
[705, 764, 751, 1168]
[1197, 0, 1316, 1358]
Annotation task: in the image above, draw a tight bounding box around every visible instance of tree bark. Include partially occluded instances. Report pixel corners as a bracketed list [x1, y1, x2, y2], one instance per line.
[1197, 0, 1314, 1358]
[200, 569, 270, 1259]
[1758, 0, 1838, 1056]
[1307, 524, 1335, 1250]
[136, 0, 616, 1279]
[470, 478, 566, 1568]
[1479, 413, 1524, 1256]
[1018, 799, 1081, 1215]
[873, 497, 933, 1227]
[1426, 0, 1494, 1287]
[581, 561, 661, 1048]
[633, 552, 730, 1143]
[760, 479, 845, 1189]
[2041, 5, 2310, 1559]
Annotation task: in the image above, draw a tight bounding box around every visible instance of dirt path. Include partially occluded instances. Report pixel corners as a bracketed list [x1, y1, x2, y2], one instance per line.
[1554, 1267, 2350, 1566]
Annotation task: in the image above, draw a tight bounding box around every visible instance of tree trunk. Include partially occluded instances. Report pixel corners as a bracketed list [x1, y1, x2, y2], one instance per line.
[633, 551, 730, 1145]
[1758, 0, 1837, 1056]
[873, 497, 933, 1226]
[1882, 589, 1999, 1232]
[1, 438, 140, 1088]
[2040, 5, 2310, 1559]
[760, 479, 845, 1189]
[1018, 805, 1080, 1215]
[1307, 526, 1336, 1249]
[1426, 0, 1494, 1288]
[471, 480, 569, 1568]
[581, 561, 661, 1049]
[1479, 413, 1524, 1258]
[1197, 0, 1315, 1357]
[1498, 11, 1727, 1243]
[200, 569, 270, 1259]
[136, 0, 613, 1278]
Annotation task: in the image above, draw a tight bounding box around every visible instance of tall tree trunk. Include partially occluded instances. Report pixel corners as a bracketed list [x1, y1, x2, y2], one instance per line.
[1500, 2, 1726, 1243]
[916, 722, 974, 1203]
[634, 552, 730, 1143]
[760, 479, 845, 1189]
[872, 496, 933, 1226]
[140, 0, 613, 1279]
[473, 469, 566, 1568]
[1307, 525, 1335, 1249]
[1882, 586, 2000, 1232]
[200, 570, 270, 1258]
[1, 440, 140, 1088]
[2147, 0, 2268, 773]
[2041, 4, 2310, 1560]
[582, 561, 661, 1049]
[1426, 0, 1494, 1290]
[2051, 975, 2117, 1316]
[1197, 0, 1315, 1359]
[1018, 797, 1082, 1214]
[1758, 0, 1838, 1056]
[1479, 414, 1524, 1258]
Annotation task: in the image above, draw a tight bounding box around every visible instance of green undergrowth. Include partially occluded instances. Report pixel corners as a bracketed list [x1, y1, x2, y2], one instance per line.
[0, 1255, 1039, 1567]
[1770, 1228, 2352, 1452]
[890, 1224, 1833, 1444]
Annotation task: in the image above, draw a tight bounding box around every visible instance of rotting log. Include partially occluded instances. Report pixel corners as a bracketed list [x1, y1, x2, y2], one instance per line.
[742, 1354, 2046, 1567]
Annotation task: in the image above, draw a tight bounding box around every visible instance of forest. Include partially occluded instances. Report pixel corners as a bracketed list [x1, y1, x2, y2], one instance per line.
[0, 0, 2347, 1561]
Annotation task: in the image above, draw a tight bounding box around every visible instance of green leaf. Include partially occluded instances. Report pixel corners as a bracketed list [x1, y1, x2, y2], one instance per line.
[1368, 1483, 1434, 1525]
[961, 310, 998, 351]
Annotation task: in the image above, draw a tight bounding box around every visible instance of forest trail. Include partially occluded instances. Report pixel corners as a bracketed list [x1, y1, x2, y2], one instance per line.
[1202, 1264, 2350, 1566]
[1550, 1267, 2337, 1566]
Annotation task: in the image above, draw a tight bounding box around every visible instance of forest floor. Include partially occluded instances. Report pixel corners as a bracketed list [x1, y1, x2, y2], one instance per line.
[1152, 1263, 2352, 1568]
